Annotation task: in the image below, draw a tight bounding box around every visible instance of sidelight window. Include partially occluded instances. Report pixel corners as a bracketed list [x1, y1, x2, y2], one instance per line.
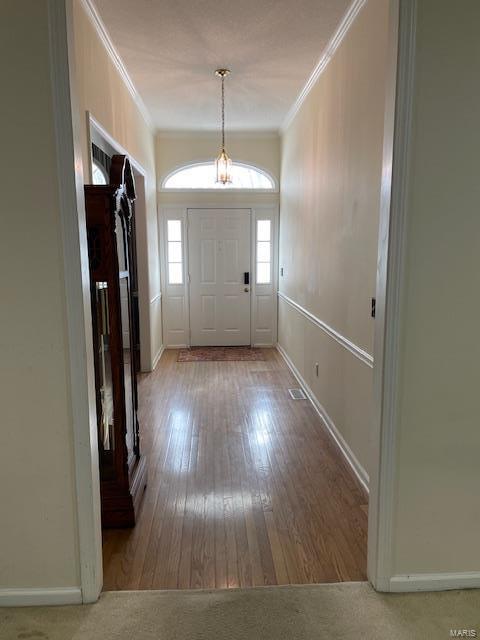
[256, 220, 272, 284]
[167, 220, 183, 284]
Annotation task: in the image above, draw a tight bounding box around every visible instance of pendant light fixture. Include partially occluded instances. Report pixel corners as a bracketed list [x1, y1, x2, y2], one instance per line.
[214, 68, 232, 185]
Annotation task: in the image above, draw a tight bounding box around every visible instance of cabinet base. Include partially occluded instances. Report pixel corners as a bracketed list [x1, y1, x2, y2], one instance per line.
[101, 455, 147, 528]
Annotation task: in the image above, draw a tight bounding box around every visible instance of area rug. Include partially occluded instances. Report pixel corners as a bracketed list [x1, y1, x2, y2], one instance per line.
[177, 346, 264, 362]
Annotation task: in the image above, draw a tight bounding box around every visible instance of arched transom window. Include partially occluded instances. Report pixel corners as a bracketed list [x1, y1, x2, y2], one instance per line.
[163, 162, 275, 190]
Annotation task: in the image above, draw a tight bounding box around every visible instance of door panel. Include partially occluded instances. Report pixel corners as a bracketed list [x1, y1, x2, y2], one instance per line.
[188, 209, 251, 346]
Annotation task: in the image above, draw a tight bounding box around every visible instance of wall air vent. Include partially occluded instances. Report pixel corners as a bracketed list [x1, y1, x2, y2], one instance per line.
[288, 388, 307, 400]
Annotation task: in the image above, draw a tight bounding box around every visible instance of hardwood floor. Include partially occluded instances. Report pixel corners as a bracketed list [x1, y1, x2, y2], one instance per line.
[102, 348, 368, 590]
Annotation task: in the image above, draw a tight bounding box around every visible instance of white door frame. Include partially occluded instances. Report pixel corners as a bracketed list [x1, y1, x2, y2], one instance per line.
[52, 0, 420, 604]
[367, 0, 417, 591]
[86, 113, 153, 373]
[159, 204, 279, 349]
[48, 0, 102, 603]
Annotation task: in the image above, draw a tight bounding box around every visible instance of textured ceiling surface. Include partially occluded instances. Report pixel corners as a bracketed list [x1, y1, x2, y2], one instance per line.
[93, 0, 352, 131]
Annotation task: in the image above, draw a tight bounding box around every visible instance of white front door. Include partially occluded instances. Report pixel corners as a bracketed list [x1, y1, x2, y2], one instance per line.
[188, 209, 251, 346]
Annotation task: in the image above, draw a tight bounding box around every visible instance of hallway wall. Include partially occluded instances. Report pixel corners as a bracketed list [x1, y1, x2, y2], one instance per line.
[0, 0, 80, 594]
[391, 0, 480, 580]
[278, 0, 389, 483]
[72, 0, 162, 369]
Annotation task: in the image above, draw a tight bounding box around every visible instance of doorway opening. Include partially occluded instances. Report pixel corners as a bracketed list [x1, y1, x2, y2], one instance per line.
[101, 195, 368, 590]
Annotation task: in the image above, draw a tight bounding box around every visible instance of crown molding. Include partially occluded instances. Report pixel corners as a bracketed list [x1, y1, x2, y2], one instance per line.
[281, 0, 367, 133]
[79, 0, 153, 131]
[156, 129, 280, 139]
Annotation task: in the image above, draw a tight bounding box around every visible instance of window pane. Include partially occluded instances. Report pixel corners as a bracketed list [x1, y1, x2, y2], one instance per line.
[92, 161, 107, 185]
[257, 220, 271, 241]
[256, 262, 271, 284]
[164, 163, 274, 190]
[257, 241, 271, 263]
[167, 219, 182, 241]
[168, 241, 182, 263]
[168, 262, 183, 284]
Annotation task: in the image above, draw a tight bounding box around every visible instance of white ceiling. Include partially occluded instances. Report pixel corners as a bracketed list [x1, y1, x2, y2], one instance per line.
[93, 0, 352, 131]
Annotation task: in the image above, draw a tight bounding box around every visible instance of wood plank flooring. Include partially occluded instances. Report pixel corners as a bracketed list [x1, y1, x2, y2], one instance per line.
[102, 348, 368, 590]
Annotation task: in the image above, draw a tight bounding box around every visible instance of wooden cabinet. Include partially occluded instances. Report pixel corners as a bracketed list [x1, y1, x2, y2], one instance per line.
[85, 155, 146, 527]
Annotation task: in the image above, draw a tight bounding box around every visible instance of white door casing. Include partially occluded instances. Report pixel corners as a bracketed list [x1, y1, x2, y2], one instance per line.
[188, 209, 251, 346]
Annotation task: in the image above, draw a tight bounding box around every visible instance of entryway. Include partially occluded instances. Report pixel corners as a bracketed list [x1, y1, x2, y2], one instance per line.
[161, 205, 278, 349]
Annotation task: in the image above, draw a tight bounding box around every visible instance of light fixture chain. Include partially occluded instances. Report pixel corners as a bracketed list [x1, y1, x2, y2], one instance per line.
[221, 75, 225, 151]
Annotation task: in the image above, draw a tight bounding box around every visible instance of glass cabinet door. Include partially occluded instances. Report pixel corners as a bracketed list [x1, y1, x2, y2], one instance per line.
[115, 212, 136, 462]
[94, 282, 115, 470]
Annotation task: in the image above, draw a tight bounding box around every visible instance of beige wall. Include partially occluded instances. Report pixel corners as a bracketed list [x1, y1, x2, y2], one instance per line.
[392, 0, 480, 575]
[73, 0, 162, 367]
[278, 0, 389, 480]
[0, 0, 80, 589]
[156, 131, 280, 207]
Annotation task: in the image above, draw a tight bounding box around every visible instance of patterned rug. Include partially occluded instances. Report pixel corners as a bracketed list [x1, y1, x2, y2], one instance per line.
[177, 346, 265, 362]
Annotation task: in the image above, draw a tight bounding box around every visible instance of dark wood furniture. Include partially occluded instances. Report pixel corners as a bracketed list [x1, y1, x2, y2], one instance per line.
[85, 155, 146, 528]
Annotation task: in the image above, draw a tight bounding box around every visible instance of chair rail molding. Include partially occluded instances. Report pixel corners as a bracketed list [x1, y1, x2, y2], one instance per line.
[277, 291, 373, 368]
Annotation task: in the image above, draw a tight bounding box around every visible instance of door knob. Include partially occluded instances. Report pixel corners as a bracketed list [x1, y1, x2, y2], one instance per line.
[244, 287, 250, 292]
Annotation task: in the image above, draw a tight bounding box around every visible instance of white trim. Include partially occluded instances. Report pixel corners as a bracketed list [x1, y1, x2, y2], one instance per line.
[161, 188, 277, 194]
[277, 291, 373, 368]
[165, 344, 188, 349]
[88, 113, 147, 176]
[48, 0, 102, 604]
[389, 573, 480, 593]
[152, 344, 165, 370]
[281, 0, 367, 132]
[79, 0, 153, 131]
[0, 587, 82, 607]
[367, 0, 417, 592]
[157, 129, 280, 139]
[276, 343, 369, 493]
[150, 292, 162, 304]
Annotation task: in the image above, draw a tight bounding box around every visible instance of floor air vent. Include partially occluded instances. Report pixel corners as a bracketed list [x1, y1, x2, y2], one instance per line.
[288, 388, 307, 400]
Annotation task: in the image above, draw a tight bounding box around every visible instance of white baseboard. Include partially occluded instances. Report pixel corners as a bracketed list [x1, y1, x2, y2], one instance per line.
[389, 572, 480, 592]
[165, 344, 188, 349]
[152, 344, 165, 370]
[0, 587, 82, 607]
[276, 343, 369, 494]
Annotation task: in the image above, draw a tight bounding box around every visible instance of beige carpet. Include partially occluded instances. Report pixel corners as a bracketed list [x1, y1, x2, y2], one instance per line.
[1, 582, 479, 640]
